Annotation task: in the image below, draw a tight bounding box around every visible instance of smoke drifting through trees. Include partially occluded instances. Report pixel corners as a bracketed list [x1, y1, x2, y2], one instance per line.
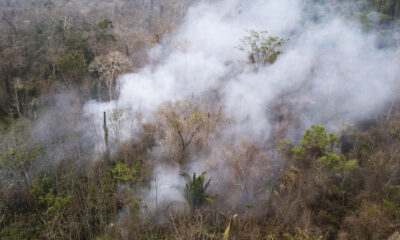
[2, 0, 400, 239]
[84, 0, 400, 208]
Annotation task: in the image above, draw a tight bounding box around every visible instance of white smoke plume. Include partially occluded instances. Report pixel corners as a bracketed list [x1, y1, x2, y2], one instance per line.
[83, 0, 400, 207]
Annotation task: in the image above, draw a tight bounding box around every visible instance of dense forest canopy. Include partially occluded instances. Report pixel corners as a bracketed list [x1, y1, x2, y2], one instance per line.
[1, 0, 400, 239]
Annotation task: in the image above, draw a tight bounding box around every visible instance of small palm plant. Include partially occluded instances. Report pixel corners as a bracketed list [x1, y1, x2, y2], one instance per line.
[180, 172, 212, 210]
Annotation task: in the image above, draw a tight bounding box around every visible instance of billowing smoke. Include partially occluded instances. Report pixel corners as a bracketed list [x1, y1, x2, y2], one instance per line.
[83, 0, 400, 209]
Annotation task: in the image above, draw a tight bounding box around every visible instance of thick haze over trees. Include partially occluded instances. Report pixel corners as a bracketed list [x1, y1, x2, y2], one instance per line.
[1, 0, 400, 239]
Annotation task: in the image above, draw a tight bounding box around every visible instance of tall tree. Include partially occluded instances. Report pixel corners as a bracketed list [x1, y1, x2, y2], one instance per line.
[89, 51, 131, 101]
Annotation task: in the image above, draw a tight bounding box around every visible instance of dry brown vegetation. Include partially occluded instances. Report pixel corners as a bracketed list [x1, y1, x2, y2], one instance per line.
[1, 0, 400, 240]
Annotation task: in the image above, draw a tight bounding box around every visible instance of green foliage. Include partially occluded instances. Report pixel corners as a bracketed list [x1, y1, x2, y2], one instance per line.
[97, 18, 114, 30]
[284, 125, 359, 172]
[264, 229, 322, 240]
[65, 36, 86, 51]
[263, 232, 279, 240]
[187, 110, 203, 121]
[39, 189, 73, 217]
[317, 153, 358, 172]
[291, 145, 306, 160]
[56, 51, 87, 81]
[1, 1, 400, 239]
[30, 175, 54, 196]
[164, 100, 207, 130]
[359, 13, 373, 31]
[382, 183, 400, 217]
[281, 229, 323, 240]
[180, 172, 212, 209]
[245, 204, 253, 209]
[112, 162, 139, 182]
[96, 233, 120, 240]
[300, 125, 338, 150]
[27, 164, 120, 239]
[0, 122, 45, 187]
[277, 139, 292, 153]
[287, 125, 338, 161]
[0, 140, 44, 171]
[96, 19, 116, 42]
[238, 30, 288, 64]
[0, 213, 42, 240]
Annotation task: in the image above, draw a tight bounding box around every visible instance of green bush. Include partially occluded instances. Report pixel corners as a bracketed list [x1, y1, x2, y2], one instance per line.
[281, 125, 358, 173]
[180, 172, 212, 210]
[112, 162, 139, 182]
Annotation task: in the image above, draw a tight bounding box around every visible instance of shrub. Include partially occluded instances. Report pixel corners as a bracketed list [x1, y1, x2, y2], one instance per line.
[180, 172, 212, 210]
[281, 125, 359, 173]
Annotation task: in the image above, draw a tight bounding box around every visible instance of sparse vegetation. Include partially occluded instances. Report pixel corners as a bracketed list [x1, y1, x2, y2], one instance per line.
[1, 0, 400, 239]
